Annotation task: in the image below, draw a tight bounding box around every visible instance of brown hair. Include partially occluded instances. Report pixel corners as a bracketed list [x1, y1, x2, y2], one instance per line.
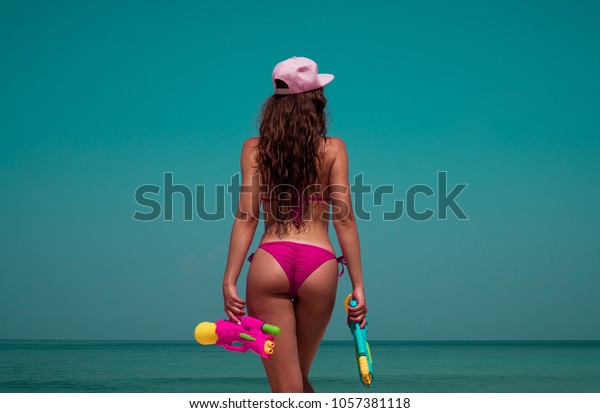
[256, 83, 329, 237]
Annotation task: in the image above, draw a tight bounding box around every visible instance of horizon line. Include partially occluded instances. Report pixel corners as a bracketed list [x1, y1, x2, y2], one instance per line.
[1, 338, 599, 343]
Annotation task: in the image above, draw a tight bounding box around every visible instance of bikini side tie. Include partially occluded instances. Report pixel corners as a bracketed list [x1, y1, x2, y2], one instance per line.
[336, 256, 347, 277]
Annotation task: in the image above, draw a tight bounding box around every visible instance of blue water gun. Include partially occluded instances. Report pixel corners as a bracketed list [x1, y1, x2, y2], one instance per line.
[344, 294, 374, 387]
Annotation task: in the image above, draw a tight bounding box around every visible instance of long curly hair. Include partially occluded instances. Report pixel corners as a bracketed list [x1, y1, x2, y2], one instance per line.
[256, 83, 330, 237]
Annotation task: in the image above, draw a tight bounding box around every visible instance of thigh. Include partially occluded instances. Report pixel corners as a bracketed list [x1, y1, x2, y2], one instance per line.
[294, 258, 339, 378]
[246, 248, 302, 392]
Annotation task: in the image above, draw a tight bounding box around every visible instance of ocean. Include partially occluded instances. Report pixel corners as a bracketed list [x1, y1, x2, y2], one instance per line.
[1, 340, 599, 393]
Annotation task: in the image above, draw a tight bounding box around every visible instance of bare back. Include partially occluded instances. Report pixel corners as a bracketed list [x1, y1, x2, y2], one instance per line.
[244, 136, 347, 251]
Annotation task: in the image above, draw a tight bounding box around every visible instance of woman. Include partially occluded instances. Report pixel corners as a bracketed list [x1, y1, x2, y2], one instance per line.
[221, 56, 367, 393]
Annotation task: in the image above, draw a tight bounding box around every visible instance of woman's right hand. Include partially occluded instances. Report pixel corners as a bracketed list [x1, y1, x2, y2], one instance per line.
[222, 283, 246, 324]
[347, 287, 368, 328]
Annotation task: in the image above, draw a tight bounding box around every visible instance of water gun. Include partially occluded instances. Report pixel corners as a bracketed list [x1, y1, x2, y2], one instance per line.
[344, 294, 374, 387]
[194, 315, 281, 359]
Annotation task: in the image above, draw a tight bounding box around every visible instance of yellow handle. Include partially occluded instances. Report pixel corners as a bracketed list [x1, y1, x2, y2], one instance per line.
[343, 294, 353, 314]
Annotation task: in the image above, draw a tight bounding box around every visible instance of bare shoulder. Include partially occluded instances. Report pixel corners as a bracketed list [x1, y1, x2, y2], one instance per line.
[241, 137, 260, 158]
[325, 136, 346, 149]
[324, 136, 347, 160]
[242, 137, 260, 150]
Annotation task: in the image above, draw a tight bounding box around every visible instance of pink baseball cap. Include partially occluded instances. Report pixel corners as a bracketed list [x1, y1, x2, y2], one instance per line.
[272, 56, 334, 95]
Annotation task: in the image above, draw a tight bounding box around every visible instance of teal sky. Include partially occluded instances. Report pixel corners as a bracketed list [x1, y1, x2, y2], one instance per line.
[1, 1, 599, 341]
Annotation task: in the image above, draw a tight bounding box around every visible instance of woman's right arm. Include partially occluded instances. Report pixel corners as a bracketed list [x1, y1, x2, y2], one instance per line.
[329, 137, 368, 328]
[221, 138, 260, 323]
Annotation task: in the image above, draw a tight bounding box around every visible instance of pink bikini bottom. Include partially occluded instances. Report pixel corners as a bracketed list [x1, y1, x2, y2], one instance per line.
[247, 241, 346, 299]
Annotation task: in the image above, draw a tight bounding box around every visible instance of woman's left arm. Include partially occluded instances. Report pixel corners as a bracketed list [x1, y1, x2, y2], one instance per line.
[222, 138, 260, 322]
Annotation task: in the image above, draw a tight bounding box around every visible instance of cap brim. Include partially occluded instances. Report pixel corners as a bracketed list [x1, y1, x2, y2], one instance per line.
[318, 73, 334, 88]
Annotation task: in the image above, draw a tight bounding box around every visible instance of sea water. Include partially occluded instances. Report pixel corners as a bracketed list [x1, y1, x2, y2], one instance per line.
[1, 340, 599, 392]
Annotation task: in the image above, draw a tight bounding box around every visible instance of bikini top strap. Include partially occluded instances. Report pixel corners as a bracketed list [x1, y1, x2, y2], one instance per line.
[260, 196, 332, 201]
[336, 255, 347, 277]
[261, 197, 330, 229]
[305, 197, 332, 201]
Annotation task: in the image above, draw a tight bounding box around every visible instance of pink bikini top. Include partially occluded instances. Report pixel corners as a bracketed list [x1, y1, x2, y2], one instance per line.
[261, 196, 331, 229]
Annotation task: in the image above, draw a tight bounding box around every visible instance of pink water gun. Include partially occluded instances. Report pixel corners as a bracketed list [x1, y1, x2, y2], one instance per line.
[194, 316, 282, 358]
